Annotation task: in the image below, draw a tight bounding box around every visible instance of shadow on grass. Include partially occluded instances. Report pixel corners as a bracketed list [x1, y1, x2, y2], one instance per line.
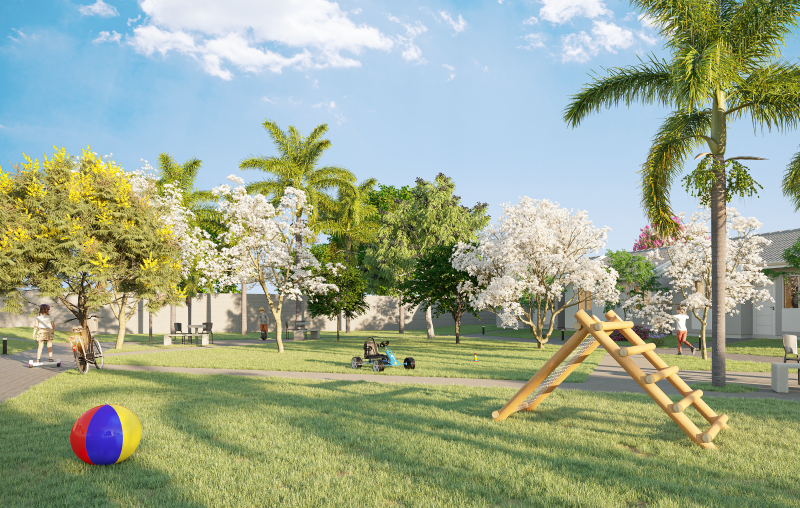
[5, 369, 797, 506]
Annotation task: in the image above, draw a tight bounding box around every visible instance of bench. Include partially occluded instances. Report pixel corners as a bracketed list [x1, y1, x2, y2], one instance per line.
[163, 333, 209, 346]
[771, 363, 800, 393]
[284, 321, 320, 341]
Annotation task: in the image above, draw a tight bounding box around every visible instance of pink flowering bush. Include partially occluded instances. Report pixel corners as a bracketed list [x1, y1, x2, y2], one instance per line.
[632, 217, 683, 251]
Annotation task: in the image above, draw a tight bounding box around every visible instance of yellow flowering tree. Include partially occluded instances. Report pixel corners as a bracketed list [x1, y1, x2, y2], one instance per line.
[0, 147, 184, 348]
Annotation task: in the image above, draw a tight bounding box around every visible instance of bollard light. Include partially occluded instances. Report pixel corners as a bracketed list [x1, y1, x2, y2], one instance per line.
[2, 337, 6, 355]
[482, 326, 485, 335]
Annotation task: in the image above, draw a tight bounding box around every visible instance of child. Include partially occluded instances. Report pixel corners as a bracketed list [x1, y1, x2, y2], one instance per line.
[672, 306, 696, 355]
[258, 307, 269, 340]
[33, 304, 56, 362]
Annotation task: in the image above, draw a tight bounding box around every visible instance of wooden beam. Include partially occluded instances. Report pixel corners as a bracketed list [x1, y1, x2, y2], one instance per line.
[593, 321, 634, 332]
[673, 390, 703, 413]
[619, 343, 657, 357]
[645, 366, 680, 384]
[702, 414, 729, 443]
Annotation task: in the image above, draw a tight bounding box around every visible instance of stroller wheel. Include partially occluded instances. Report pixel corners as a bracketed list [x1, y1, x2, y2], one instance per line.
[351, 357, 362, 369]
[403, 357, 415, 370]
[373, 359, 384, 372]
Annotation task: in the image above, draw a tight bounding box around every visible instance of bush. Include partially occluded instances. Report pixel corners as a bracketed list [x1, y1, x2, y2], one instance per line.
[609, 325, 664, 347]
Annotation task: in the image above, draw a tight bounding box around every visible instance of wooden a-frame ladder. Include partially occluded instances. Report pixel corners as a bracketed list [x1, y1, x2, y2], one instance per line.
[492, 309, 729, 449]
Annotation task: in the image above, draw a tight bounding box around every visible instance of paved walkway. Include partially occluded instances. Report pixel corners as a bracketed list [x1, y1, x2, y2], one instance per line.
[2, 337, 799, 403]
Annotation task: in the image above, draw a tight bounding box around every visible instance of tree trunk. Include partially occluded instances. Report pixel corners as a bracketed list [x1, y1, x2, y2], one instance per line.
[187, 295, 192, 327]
[337, 313, 341, 342]
[426, 305, 435, 340]
[115, 315, 128, 350]
[148, 309, 153, 344]
[170, 304, 176, 334]
[241, 282, 247, 335]
[700, 321, 708, 360]
[346, 315, 351, 333]
[295, 229, 302, 329]
[710, 170, 727, 386]
[454, 314, 461, 344]
[398, 296, 405, 334]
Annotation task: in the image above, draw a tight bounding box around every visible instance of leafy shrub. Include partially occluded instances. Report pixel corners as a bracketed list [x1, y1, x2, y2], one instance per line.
[609, 325, 664, 347]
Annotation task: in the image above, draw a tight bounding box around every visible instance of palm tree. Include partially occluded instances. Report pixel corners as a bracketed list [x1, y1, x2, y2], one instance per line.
[564, 0, 800, 387]
[157, 153, 221, 331]
[240, 120, 356, 230]
[241, 120, 356, 326]
[317, 177, 379, 332]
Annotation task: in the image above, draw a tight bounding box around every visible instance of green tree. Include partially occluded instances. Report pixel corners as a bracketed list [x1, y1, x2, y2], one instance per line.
[563, 0, 800, 386]
[604, 250, 662, 320]
[241, 120, 356, 326]
[401, 244, 480, 344]
[308, 246, 369, 342]
[765, 236, 800, 280]
[0, 148, 183, 346]
[363, 174, 490, 337]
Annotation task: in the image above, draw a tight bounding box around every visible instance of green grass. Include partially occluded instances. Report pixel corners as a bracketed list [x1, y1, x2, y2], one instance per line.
[1, 370, 799, 507]
[104, 330, 605, 382]
[100, 343, 198, 354]
[94, 331, 278, 343]
[727, 339, 787, 358]
[0, 326, 72, 343]
[490, 328, 577, 341]
[654, 354, 772, 373]
[689, 382, 761, 393]
[2, 338, 40, 354]
[435, 324, 501, 335]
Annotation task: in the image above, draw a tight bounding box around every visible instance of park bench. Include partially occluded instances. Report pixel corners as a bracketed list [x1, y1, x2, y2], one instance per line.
[284, 321, 320, 341]
[770, 363, 799, 393]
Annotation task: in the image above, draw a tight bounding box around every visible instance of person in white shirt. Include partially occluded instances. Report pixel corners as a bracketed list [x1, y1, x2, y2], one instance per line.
[33, 304, 56, 362]
[671, 306, 696, 355]
[258, 307, 269, 340]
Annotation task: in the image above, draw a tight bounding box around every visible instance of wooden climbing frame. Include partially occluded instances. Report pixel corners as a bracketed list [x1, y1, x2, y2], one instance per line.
[492, 309, 729, 450]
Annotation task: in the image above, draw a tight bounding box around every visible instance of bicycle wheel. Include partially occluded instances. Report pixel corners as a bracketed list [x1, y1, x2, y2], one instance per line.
[74, 342, 89, 375]
[91, 339, 104, 369]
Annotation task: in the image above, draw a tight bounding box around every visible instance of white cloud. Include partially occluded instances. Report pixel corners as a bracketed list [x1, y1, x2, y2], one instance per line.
[262, 96, 276, 103]
[128, 15, 142, 26]
[0, 124, 8, 129]
[442, 63, 455, 81]
[518, 33, 546, 50]
[79, 0, 119, 17]
[351, 8, 362, 14]
[523, 16, 539, 25]
[93, 30, 122, 44]
[312, 79, 319, 89]
[388, 14, 428, 64]
[328, 101, 336, 108]
[561, 21, 634, 62]
[288, 97, 302, 105]
[7, 28, 26, 42]
[312, 101, 324, 108]
[439, 11, 467, 34]
[129, 0, 394, 79]
[484, 65, 488, 71]
[539, 0, 611, 24]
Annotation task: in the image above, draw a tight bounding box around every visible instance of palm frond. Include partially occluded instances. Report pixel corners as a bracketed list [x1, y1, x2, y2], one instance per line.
[564, 57, 675, 127]
[783, 149, 800, 211]
[728, 63, 800, 131]
[641, 110, 711, 236]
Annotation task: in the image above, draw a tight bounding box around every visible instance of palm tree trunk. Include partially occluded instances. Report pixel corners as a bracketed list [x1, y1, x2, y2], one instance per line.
[710, 90, 728, 387]
[710, 166, 727, 386]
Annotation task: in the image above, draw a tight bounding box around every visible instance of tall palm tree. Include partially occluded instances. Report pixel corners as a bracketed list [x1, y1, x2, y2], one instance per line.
[157, 153, 221, 331]
[317, 177, 378, 332]
[564, 0, 800, 386]
[240, 120, 356, 230]
[241, 120, 356, 325]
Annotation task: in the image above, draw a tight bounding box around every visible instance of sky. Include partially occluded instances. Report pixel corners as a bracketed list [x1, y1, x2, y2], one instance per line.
[2, 0, 799, 259]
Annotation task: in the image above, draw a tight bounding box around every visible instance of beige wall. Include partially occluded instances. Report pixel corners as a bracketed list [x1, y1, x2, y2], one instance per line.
[0, 292, 495, 335]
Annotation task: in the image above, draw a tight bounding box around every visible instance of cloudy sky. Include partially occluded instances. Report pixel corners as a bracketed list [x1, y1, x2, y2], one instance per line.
[2, 0, 799, 255]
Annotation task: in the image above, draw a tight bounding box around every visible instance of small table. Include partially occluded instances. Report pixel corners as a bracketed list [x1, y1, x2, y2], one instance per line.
[187, 325, 210, 346]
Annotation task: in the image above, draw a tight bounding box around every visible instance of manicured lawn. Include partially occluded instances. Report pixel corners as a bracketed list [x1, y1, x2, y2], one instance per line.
[652, 353, 772, 373]
[0, 326, 72, 344]
[104, 331, 606, 382]
[1, 338, 41, 354]
[689, 382, 761, 393]
[727, 339, 787, 358]
[1, 369, 798, 507]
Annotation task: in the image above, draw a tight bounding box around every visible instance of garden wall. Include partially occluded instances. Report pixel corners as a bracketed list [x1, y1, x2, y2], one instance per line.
[0, 292, 495, 335]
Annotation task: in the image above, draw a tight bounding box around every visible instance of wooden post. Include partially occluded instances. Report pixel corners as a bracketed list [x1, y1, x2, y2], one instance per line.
[702, 414, 728, 443]
[645, 366, 680, 384]
[673, 390, 703, 413]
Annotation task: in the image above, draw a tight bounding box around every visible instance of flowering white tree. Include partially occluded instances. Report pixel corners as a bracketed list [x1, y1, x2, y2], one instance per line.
[624, 207, 773, 362]
[204, 177, 339, 353]
[451, 198, 619, 348]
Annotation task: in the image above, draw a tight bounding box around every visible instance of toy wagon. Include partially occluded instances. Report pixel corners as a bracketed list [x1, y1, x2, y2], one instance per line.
[351, 339, 415, 372]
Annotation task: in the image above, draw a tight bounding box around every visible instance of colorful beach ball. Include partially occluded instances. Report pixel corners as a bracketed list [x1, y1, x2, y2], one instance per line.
[70, 404, 142, 465]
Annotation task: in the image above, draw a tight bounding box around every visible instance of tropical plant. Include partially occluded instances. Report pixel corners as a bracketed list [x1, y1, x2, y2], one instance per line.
[400, 244, 480, 344]
[363, 174, 490, 338]
[633, 217, 683, 251]
[307, 247, 368, 342]
[0, 148, 184, 346]
[604, 249, 662, 319]
[452, 198, 619, 348]
[563, 0, 800, 385]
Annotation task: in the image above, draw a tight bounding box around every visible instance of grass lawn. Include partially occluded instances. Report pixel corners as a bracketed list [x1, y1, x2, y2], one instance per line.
[651, 353, 772, 373]
[2, 338, 41, 354]
[0, 326, 72, 344]
[727, 339, 787, 358]
[689, 382, 761, 393]
[103, 330, 606, 382]
[1, 369, 798, 507]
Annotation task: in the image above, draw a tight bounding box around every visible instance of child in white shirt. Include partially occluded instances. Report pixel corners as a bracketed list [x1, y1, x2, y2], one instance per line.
[33, 304, 56, 362]
[672, 306, 696, 355]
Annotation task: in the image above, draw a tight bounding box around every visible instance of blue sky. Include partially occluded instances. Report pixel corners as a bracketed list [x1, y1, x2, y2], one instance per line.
[2, 0, 799, 257]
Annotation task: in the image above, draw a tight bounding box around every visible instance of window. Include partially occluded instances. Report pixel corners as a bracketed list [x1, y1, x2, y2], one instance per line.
[785, 276, 799, 309]
[578, 289, 592, 311]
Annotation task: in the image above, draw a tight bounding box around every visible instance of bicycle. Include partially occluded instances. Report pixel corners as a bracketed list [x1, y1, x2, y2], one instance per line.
[65, 316, 104, 375]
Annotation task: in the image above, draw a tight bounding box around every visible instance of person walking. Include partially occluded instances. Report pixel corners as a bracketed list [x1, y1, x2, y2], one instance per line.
[672, 306, 696, 355]
[33, 304, 56, 363]
[258, 307, 269, 340]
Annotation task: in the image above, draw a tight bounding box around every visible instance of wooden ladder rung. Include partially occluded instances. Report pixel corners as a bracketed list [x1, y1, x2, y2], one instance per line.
[619, 343, 657, 357]
[593, 321, 634, 332]
[672, 390, 703, 413]
[644, 366, 680, 384]
[702, 414, 729, 443]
